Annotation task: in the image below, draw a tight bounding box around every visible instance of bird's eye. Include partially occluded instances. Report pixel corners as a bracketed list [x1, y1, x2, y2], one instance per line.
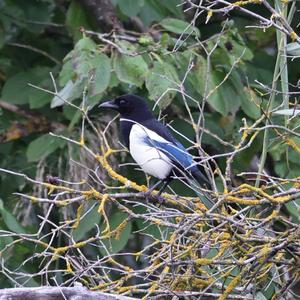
[119, 99, 126, 106]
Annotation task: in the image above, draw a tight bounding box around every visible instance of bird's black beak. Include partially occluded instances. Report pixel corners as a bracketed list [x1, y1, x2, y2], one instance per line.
[98, 100, 119, 110]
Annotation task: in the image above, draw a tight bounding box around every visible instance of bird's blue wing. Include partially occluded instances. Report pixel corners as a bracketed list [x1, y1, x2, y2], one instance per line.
[144, 136, 210, 186]
[144, 136, 195, 171]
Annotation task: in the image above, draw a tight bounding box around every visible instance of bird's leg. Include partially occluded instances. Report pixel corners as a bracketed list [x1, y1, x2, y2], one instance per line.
[145, 177, 172, 205]
[157, 177, 172, 197]
[155, 176, 173, 206]
[145, 179, 163, 199]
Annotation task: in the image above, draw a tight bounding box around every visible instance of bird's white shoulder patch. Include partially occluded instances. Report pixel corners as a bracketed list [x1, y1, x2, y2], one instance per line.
[128, 123, 172, 179]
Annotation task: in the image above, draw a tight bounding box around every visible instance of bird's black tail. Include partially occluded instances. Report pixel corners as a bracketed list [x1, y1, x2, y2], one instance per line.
[191, 167, 211, 189]
[190, 167, 214, 209]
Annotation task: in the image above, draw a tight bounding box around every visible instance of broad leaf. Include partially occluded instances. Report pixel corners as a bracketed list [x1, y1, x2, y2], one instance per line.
[2, 72, 34, 105]
[17, 0, 54, 34]
[51, 79, 87, 108]
[99, 212, 132, 254]
[73, 202, 101, 242]
[240, 87, 261, 119]
[74, 36, 97, 52]
[114, 53, 148, 86]
[0, 199, 26, 233]
[286, 42, 300, 57]
[274, 109, 300, 116]
[0, 26, 4, 49]
[28, 68, 53, 109]
[145, 61, 179, 108]
[57, 37, 111, 105]
[59, 60, 74, 86]
[89, 53, 111, 96]
[26, 134, 66, 162]
[66, 0, 91, 41]
[2, 67, 52, 107]
[160, 18, 200, 36]
[207, 70, 242, 116]
[51, 80, 74, 108]
[117, 0, 144, 17]
[189, 55, 209, 96]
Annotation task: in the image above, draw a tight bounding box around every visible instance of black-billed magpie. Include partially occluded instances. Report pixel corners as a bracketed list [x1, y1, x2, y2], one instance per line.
[99, 94, 210, 193]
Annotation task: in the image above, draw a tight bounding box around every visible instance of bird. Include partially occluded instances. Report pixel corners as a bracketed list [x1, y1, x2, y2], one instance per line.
[99, 94, 210, 196]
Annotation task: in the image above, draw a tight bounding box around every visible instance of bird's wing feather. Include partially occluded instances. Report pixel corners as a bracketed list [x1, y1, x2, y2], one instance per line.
[141, 118, 180, 145]
[142, 126, 210, 187]
[129, 119, 210, 186]
[143, 136, 194, 171]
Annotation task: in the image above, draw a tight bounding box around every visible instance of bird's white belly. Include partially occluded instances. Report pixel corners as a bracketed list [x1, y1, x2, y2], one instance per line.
[129, 124, 172, 179]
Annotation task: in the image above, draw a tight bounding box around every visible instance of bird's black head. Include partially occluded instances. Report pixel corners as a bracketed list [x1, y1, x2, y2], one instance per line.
[99, 94, 153, 121]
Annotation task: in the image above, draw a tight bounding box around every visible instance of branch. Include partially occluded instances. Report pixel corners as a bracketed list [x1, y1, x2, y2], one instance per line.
[0, 286, 136, 300]
[0, 100, 65, 142]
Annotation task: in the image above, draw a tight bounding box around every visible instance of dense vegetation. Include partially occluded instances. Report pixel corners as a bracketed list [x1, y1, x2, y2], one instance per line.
[0, 0, 299, 298]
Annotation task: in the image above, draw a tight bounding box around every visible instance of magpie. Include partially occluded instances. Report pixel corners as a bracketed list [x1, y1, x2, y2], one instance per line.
[99, 94, 210, 194]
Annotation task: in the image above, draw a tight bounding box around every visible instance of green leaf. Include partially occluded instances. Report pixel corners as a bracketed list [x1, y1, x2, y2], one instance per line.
[117, 0, 144, 17]
[28, 70, 53, 109]
[139, 0, 184, 26]
[160, 18, 200, 36]
[0, 26, 4, 49]
[189, 55, 208, 96]
[2, 72, 33, 104]
[51, 80, 75, 108]
[0, 235, 13, 251]
[285, 199, 300, 223]
[109, 72, 120, 88]
[89, 53, 111, 96]
[286, 42, 300, 56]
[135, 219, 162, 240]
[66, 0, 91, 41]
[63, 104, 78, 121]
[99, 212, 132, 254]
[2, 67, 52, 107]
[74, 36, 97, 52]
[146, 61, 179, 108]
[59, 59, 74, 86]
[114, 40, 137, 55]
[240, 87, 261, 119]
[207, 70, 242, 116]
[17, 0, 54, 34]
[274, 109, 300, 116]
[57, 38, 111, 105]
[114, 53, 148, 86]
[231, 39, 253, 61]
[26, 134, 66, 162]
[255, 292, 268, 300]
[0, 199, 26, 233]
[222, 35, 253, 62]
[73, 202, 101, 242]
[133, 205, 163, 240]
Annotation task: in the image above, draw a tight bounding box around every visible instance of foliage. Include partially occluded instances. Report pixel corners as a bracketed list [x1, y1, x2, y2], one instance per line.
[0, 0, 299, 298]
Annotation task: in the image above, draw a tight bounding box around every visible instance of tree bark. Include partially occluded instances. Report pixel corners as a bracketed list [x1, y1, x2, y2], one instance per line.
[0, 286, 136, 300]
[78, 0, 122, 32]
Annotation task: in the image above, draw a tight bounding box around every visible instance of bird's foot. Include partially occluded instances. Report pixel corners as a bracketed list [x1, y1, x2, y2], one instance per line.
[144, 190, 164, 206]
[144, 189, 158, 204]
[156, 194, 165, 207]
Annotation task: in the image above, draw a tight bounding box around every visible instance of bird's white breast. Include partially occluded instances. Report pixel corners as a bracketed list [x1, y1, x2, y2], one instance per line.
[128, 123, 172, 179]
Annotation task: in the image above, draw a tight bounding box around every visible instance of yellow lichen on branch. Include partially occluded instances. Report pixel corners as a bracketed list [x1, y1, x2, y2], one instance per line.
[229, 183, 291, 204]
[72, 203, 84, 229]
[218, 274, 242, 300]
[286, 138, 300, 154]
[97, 193, 110, 234]
[290, 31, 299, 41]
[95, 150, 148, 193]
[232, 0, 262, 7]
